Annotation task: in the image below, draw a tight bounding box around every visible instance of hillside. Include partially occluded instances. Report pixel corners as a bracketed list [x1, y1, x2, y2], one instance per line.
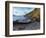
[25, 8, 40, 22]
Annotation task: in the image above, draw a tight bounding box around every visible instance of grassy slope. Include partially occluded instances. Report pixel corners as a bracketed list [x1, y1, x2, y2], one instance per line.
[26, 8, 40, 21]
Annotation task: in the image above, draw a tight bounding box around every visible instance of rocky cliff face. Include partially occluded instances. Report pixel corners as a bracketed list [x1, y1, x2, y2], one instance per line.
[26, 8, 40, 22]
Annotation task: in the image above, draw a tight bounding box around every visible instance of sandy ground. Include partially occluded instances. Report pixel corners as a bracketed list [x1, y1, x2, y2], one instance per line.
[13, 21, 40, 31]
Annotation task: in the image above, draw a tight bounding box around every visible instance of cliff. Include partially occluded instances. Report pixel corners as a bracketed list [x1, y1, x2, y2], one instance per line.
[25, 8, 40, 22]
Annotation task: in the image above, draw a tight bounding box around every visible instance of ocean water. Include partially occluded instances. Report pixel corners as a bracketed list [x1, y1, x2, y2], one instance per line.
[13, 15, 28, 21]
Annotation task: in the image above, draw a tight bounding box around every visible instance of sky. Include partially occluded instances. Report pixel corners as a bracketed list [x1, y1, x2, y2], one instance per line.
[13, 7, 34, 16]
[13, 7, 35, 21]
